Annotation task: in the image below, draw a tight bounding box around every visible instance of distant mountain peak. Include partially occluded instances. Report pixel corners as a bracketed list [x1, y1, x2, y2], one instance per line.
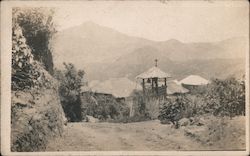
[53, 21, 246, 82]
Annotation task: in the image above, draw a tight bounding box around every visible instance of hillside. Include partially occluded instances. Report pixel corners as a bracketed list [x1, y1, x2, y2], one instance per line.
[52, 21, 246, 81]
[52, 21, 152, 67]
[88, 48, 245, 81]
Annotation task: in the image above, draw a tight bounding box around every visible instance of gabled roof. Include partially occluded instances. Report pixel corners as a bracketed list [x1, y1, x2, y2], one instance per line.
[136, 66, 171, 79]
[167, 80, 189, 95]
[179, 75, 209, 86]
[89, 77, 142, 97]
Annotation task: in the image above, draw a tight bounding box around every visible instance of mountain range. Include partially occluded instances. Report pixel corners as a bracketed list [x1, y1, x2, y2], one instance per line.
[52, 21, 246, 81]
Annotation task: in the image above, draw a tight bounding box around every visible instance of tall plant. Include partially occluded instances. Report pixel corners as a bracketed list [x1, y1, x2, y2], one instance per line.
[54, 63, 85, 122]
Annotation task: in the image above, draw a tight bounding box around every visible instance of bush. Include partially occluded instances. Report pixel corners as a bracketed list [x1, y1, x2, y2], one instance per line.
[184, 94, 207, 117]
[158, 96, 188, 128]
[81, 93, 130, 121]
[54, 63, 85, 122]
[179, 77, 245, 118]
[203, 77, 245, 117]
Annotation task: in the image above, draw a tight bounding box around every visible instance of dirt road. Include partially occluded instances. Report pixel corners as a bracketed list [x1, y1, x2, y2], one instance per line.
[46, 120, 223, 151]
[47, 121, 199, 151]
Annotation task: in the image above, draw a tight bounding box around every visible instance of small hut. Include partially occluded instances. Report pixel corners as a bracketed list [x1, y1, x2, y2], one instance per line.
[179, 75, 209, 91]
[89, 77, 141, 98]
[136, 59, 171, 97]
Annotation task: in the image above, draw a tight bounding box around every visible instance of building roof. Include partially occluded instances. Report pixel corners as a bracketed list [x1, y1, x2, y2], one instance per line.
[179, 75, 209, 86]
[136, 66, 171, 79]
[167, 80, 189, 95]
[80, 86, 90, 92]
[89, 77, 142, 97]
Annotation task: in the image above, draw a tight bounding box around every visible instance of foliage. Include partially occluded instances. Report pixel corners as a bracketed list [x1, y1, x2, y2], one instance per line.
[12, 23, 35, 90]
[202, 77, 245, 117]
[82, 93, 130, 121]
[11, 23, 54, 91]
[13, 8, 56, 74]
[184, 94, 206, 117]
[178, 77, 245, 119]
[158, 96, 188, 128]
[54, 63, 85, 122]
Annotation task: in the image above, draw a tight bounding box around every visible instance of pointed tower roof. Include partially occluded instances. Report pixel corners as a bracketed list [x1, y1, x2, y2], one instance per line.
[136, 66, 171, 79]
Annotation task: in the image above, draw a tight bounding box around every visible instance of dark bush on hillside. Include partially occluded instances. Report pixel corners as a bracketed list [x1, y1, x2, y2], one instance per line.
[13, 8, 56, 74]
[54, 63, 85, 122]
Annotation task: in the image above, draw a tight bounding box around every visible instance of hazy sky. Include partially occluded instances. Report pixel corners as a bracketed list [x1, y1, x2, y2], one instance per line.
[54, 1, 248, 42]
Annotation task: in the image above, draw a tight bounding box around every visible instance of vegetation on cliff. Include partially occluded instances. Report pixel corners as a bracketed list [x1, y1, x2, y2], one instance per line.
[11, 8, 66, 151]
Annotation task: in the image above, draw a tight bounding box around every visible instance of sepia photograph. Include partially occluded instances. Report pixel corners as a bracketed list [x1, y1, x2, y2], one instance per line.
[1, 0, 249, 155]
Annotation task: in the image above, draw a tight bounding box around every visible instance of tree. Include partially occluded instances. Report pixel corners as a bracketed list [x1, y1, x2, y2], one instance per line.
[54, 63, 85, 122]
[13, 8, 56, 74]
[204, 77, 245, 117]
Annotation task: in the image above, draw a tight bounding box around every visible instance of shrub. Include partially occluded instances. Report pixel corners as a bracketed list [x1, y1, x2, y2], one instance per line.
[82, 93, 130, 121]
[54, 63, 85, 122]
[184, 94, 207, 117]
[203, 77, 245, 117]
[158, 96, 188, 128]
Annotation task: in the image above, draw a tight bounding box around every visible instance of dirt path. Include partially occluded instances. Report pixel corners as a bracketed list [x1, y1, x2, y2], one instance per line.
[46, 120, 213, 151]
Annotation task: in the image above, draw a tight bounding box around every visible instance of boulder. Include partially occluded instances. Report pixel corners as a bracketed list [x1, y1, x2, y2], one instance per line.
[197, 118, 205, 126]
[86, 115, 99, 123]
[189, 117, 205, 126]
[179, 118, 190, 126]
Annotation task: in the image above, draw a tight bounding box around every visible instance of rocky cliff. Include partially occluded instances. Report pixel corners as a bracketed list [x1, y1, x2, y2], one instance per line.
[11, 24, 66, 151]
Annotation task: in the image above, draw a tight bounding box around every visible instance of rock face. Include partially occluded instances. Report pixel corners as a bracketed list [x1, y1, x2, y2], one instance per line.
[11, 86, 66, 151]
[11, 24, 66, 151]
